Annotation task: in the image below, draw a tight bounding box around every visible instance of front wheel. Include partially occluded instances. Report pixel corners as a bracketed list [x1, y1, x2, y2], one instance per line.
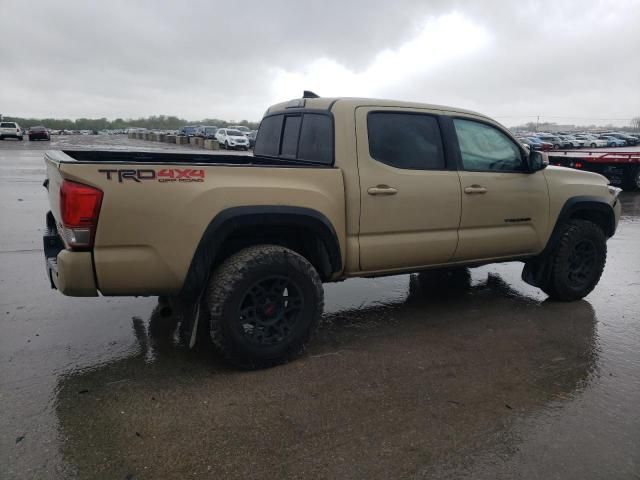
[206, 245, 324, 368]
[540, 220, 606, 301]
[590, 143, 596, 148]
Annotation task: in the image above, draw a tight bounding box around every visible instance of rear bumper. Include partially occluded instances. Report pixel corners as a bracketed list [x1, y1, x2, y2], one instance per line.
[44, 212, 98, 297]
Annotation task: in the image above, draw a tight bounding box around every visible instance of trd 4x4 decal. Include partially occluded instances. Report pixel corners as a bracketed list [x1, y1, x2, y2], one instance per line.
[98, 168, 205, 183]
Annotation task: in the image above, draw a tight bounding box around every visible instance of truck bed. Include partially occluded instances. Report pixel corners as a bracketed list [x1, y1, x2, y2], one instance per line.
[44, 148, 346, 296]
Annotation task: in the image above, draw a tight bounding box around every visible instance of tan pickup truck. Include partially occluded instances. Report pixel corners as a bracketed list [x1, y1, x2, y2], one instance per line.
[43, 93, 622, 367]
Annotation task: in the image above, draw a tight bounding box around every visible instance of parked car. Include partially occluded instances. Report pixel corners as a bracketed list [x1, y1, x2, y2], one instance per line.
[605, 133, 637, 146]
[0, 121, 23, 140]
[215, 128, 250, 150]
[196, 126, 219, 139]
[179, 126, 198, 137]
[562, 135, 585, 148]
[526, 137, 553, 151]
[599, 135, 626, 147]
[28, 126, 51, 141]
[535, 134, 564, 149]
[574, 135, 607, 148]
[555, 135, 576, 149]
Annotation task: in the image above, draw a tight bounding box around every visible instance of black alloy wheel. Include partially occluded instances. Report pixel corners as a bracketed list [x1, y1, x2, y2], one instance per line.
[566, 239, 597, 290]
[236, 276, 304, 347]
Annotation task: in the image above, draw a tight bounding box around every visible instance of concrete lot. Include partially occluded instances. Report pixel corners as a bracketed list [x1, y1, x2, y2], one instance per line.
[1, 136, 639, 479]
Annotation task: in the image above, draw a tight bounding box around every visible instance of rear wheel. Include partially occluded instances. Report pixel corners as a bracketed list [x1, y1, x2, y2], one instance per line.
[206, 245, 323, 368]
[540, 220, 606, 301]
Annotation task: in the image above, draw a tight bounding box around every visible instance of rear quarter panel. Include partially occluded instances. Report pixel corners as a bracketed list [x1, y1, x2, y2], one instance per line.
[53, 160, 346, 295]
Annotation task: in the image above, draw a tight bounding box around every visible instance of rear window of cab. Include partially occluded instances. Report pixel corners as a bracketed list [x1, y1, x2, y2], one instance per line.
[254, 112, 333, 165]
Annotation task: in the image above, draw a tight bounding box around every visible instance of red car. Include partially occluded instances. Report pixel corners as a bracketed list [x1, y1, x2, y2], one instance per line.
[28, 126, 50, 141]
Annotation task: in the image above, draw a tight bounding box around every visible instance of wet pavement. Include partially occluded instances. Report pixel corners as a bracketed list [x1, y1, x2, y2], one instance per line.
[1, 136, 639, 479]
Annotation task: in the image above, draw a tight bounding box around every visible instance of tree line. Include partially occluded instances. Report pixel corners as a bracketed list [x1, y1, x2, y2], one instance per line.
[0, 114, 260, 131]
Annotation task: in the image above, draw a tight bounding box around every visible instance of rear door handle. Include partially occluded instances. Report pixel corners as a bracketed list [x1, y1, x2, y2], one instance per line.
[464, 185, 488, 194]
[367, 185, 398, 196]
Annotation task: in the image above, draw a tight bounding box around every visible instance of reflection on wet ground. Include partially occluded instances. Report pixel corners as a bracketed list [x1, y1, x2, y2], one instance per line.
[52, 270, 602, 479]
[1, 139, 639, 479]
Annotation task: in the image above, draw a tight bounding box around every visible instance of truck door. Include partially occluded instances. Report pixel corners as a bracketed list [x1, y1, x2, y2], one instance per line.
[449, 117, 549, 261]
[355, 107, 462, 272]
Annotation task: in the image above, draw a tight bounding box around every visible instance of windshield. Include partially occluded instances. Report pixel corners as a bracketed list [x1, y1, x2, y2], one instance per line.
[227, 130, 244, 136]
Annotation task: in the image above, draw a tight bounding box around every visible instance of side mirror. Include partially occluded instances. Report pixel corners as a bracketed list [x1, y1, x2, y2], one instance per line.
[528, 151, 548, 172]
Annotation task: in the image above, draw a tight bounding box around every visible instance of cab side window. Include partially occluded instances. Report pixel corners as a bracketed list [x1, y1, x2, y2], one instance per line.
[453, 119, 524, 172]
[367, 112, 445, 170]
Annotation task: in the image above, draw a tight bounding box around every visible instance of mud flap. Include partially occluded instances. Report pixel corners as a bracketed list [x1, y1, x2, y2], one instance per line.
[521, 258, 550, 288]
[171, 294, 208, 349]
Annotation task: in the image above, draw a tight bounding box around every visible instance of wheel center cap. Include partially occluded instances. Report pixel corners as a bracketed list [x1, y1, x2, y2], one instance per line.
[263, 303, 277, 317]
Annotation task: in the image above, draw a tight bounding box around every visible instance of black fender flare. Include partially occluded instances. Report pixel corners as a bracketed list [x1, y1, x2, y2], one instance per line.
[546, 196, 616, 252]
[180, 206, 342, 299]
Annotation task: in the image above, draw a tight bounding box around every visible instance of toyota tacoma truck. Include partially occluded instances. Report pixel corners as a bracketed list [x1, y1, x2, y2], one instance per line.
[43, 93, 622, 367]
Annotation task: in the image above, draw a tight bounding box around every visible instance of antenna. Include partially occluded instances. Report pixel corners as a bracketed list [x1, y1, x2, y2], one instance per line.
[303, 90, 320, 99]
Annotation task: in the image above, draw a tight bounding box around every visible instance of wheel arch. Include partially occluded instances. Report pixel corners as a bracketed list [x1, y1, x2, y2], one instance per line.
[524, 196, 614, 288]
[180, 206, 342, 299]
[545, 196, 616, 253]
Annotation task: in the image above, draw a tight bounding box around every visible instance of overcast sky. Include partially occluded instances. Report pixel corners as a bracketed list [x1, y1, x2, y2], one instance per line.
[1, 0, 639, 126]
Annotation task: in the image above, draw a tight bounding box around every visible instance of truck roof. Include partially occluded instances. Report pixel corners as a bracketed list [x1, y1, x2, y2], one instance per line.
[266, 96, 487, 119]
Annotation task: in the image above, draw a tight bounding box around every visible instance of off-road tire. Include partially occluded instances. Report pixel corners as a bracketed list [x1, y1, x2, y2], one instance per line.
[541, 219, 606, 301]
[206, 245, 323, 369]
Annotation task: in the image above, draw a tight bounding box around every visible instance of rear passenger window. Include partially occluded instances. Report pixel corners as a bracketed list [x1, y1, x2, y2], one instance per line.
[280, 115, 302, 157]
[367, 112, 445, 170]
[254, 115, 283, 157]
[298, 114, 332, 164]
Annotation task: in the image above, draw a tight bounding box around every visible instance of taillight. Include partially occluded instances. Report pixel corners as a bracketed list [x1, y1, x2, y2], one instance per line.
[59, 180, 103, 249]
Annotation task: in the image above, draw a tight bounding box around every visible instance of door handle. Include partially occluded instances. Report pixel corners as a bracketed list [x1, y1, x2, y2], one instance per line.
[464, 185, 488, 194]
[367, 185, 398, 196]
